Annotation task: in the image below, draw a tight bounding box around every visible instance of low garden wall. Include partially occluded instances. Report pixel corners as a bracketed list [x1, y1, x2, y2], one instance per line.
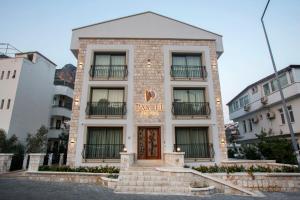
[25, 171, 118, 189]
[210, 173, 300, 192]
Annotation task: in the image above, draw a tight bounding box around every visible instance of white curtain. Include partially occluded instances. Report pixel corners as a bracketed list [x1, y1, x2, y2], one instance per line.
[108, 89, 124, 102]
[174, 89, 205, 102]
[95, 55, 110, 65]
[111, 55, 125, 65]
[172, 56, 186, 65]
[92, 89, 108, 102]
[186, 56, 201, 66]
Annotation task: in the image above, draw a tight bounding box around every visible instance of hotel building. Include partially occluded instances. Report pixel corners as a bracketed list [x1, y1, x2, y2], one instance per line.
[67, 12, 227, 167]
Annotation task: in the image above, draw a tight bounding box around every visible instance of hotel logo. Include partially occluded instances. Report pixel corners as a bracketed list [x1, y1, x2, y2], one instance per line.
[145, 90, 156, 102]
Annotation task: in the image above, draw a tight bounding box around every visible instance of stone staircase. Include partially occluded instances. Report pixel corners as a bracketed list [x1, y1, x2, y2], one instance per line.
[115, 166, 264, 197]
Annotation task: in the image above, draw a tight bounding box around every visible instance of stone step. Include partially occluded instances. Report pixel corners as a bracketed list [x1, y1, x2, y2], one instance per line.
[115, 185, 190, 194]
[117, 180, 191, 187]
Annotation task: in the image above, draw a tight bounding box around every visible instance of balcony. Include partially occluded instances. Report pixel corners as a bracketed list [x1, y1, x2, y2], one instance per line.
[54, 79, 74, 89]
[172, 102, 210, 116]
[174, 143, 212, 159]
[170, 65, 207, 79]
[89, 65, 128, 80]
[82, 144, 124, 159]
[86, 102, 126, 116]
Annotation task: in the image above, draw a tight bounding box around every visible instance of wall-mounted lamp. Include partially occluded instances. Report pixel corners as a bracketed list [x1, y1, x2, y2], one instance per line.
[176, 147, 181, 152]
[221, 138, 225, 145]
[78, 62, 83, 69]
[123, 147, 127, 152]
[147, 59, 151, 68]
[70, 139, 75, 144]
[74, 97, 80, 106]
[216, 97, 221, 105]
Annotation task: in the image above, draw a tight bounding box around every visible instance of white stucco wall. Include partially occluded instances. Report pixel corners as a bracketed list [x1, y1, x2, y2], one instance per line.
[8, 53, 56, 142]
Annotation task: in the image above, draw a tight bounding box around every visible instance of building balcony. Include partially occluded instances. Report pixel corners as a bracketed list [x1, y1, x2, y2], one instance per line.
[174, 143, 212, 159]
[89, 65, 128, 80]
[172, 102, 210, 116]
[51, 106, 72, 118]
[170, 65, 207, 80]
[48, 128, 64, 138]
[82, 144, 124, 159]
[54, 85, 74, 98]
[54, 79, 74, 89]
[86, 102, 126, 117]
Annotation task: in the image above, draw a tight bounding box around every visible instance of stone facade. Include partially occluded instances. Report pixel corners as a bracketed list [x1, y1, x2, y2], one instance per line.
[67, 39, 227, 167]
[28, 153, 46, 172]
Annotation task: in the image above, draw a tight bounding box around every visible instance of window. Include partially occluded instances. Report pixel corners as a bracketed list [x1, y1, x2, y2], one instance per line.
[56, 120, 62, 129]
[289, 71, 294, 83]
[252, 86, 258, 94]
[88, 88, 125, 116]
[173, 88, 205, 103]
[12, 70, 16, 79]
[278, 108, 285, 124]
[171, 54, 204, 78]
[175, 127, 209, 158]
[0, 71, 4, 80]
[7, 99, 11, 109]
[263, 83, 270, 96]
[173, 88, 207, 115]
[239, 95, 249, 107]
[271, 74, 288, 92]
[85, 127, 123, 159]
[288, 106, 295, 123]
[0, 99, 4, 109]
[243, 120, 247, 133]
[248, 119, 252, 132]
[6, 71, 10, 79]
[92, 53, 127, 79]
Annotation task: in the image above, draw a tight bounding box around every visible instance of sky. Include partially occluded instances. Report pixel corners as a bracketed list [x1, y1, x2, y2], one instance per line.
[1, 0, 300, 123]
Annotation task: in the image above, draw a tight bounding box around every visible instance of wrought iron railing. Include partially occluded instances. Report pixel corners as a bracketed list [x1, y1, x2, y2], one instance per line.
[90, 65, 128, 80]
[54, 80, 74, 89]
[170, 65, 207, 79]
[86, 102, 126, 116]
[172, 102, 210, 116]
[174, 143, 213, 158]
[82, 144, 124, 159]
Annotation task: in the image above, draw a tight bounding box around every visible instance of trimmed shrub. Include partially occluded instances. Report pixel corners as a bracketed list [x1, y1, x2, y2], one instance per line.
[38, 165, 120, 173]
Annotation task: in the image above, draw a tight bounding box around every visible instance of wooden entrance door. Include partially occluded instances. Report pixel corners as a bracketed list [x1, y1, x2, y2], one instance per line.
[137, 127, 161, 159]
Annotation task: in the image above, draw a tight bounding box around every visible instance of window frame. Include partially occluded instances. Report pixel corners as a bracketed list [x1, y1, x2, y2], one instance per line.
[287, 105, 295, 123]
[173, 87, 206, 103]
[89, 87, 125, 103]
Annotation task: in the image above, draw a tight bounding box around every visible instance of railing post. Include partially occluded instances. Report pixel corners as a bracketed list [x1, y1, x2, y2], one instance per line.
[22, 153, 29, 170]
[59, 153, 64, 166]
[47, 153, 53, 166]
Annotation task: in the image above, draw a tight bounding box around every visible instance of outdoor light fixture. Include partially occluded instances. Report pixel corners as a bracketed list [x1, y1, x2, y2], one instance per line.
[78, 62, 83, 69]
[123, 147, 127, 152]
[221, 138, 225, 145]
[74, 97, 80, 106]
[70, 139, 75, 144]
[216, 97, 221, 104]
[147, 59, 151, 67]
[176, 147, 181, 152]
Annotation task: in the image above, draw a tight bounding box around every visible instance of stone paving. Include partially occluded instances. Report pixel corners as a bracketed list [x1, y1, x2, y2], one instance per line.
[0, 178, 300, 200]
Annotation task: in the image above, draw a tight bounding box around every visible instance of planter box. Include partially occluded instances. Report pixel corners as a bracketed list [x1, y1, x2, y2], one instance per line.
[0, 153, 13, 173]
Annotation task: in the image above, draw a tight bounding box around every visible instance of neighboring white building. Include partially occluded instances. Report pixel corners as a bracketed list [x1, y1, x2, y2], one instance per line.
[67, 12, 227, 167]
[0, 51, 56, 142]
[227, 65, 300, 145]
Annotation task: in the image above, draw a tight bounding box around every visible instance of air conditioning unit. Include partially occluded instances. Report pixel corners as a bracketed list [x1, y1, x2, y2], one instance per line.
[266, 111, 275, 119]
[251, 117, 259, 124]
[244, 104, 250, 111]
[261, 96, 268, 104]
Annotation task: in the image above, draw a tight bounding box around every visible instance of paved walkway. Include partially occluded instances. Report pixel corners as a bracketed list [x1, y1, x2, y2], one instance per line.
[0, 178, 300, 200]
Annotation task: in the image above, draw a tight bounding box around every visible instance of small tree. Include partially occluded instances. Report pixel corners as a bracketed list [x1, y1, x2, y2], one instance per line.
[0, 129, 24, 154]
[58, 131, 69, 154]
[26, 126, 48, 153]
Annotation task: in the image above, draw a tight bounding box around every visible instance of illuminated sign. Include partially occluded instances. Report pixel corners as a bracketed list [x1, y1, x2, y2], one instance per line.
[136, 89, 163, 116]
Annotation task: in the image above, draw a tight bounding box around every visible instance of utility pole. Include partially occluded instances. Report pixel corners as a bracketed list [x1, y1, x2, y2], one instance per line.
[261, 0, 300, 168]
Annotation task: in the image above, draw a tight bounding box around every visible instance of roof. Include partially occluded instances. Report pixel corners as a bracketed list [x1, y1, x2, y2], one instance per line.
[226, 65, 300, 105]
[15, 51, 57, 66]
[70, 11, 223, 57]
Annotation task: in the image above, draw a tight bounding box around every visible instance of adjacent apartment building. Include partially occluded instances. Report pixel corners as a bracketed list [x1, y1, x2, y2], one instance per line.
[227, 65, 300, 145]
[0, 51, 56, 142]
[67, 12, 227, 167]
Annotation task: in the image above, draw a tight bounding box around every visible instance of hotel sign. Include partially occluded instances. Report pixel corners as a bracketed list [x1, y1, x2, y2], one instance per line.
[135, 89, 163, 115]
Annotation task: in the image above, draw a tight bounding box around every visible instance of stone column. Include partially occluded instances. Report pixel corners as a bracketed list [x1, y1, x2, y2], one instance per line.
[59, 153, 64, 166]
[28, 153, 46, 172]
[164, 152, 185, 168]
[22, 154, 29, 170]
[47, 153, 53, 166]
[0, 153, 13, 173]
[120, 152, 135, 171]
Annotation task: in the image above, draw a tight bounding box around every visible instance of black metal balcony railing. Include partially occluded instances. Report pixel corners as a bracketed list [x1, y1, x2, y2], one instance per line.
[172, 102, 210, 116]
[90, 65, 128, 80]
[82, 144, 124, 159]
[174, 143, 213, 158]
[171, 65, 207, 79]
[86, 102, 126, 116]
[54, 80, 74, 89]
